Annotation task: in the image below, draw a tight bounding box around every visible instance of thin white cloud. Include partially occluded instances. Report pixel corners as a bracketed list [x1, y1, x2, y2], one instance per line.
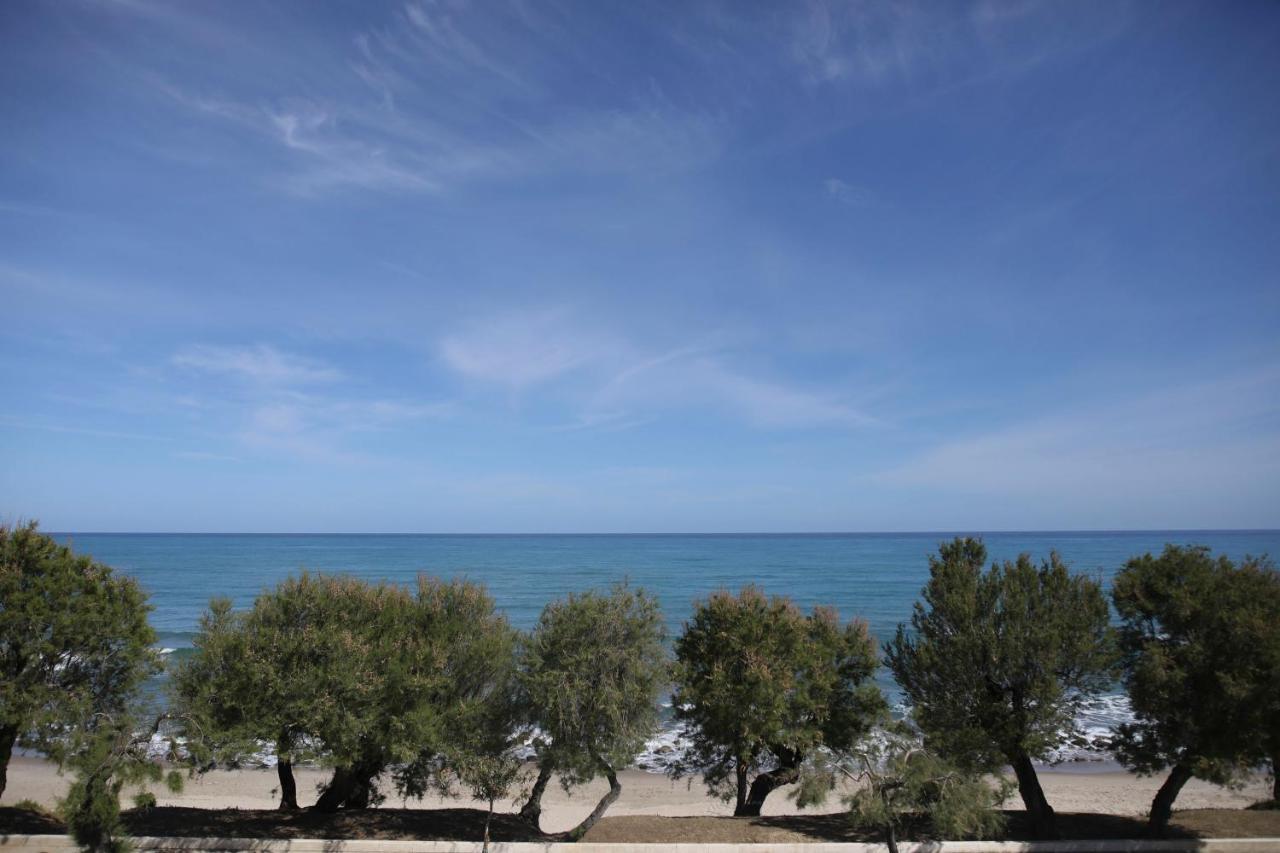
[173, 344, 343, 384]
[824, 177, 864, 204]
[234, 395, 454, 463]
[589, 353, 874, 430]
[790, 0, 950, 84]
[173, 449, 242, 463]
[0, 416, 173, 443]
[440, 310, 875, 430]
[440, 310, 608, 388]
[875, 367, 1280, 521]
[136, 0, 725, 196]
[693, 359, 875, 429]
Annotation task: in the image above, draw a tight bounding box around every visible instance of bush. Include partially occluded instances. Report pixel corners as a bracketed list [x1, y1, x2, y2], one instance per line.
[839, 721, 1011, 853]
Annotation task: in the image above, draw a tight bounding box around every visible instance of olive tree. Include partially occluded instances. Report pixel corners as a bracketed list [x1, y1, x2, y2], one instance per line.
[0, 522, 159, 800]
[671, 586, 886, 816]
[1112, 545, 1280, 834]
[518, 584, 667, 840]
[885, 538, 1115, 840]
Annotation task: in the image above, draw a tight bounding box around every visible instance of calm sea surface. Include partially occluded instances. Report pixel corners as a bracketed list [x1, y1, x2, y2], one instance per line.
[52, 529, 1280, 651]
[49, 530, 1280, 764]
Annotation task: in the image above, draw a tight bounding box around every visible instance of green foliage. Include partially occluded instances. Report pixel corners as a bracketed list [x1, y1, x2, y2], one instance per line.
[885, 538, 1115, 771]
[12, 798, 51, 815]
[1112, 545, 1280, 787]
[175, 572, 519, 808]
[671, 586, 886, 812]
[131, 792, 156, 811]
[0, 522, 159, 809]
[521, 584, 667, 788]
[172, 573, 380, 772]
[393, 577, 522, 802]
[60, 714, 177, 853]
[842, 722, 1010, 847]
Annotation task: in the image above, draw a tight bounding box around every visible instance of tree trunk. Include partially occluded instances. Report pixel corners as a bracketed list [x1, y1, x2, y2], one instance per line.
[735, 761, 749, 815]
[1147, 763, 1193, 838]
[313, 766, 354, 813]
[0, 723, 18, 801]
[884, 821, 899, 853]
[483, 798, 494, 853]
[518, 762, 553, 828]
[1010, 751, 1058, 840]
[276, 730, 299, 810]
[565, 755, 622, 841]
[735, 760, 801, 817]
[312, 756, 382, 813]
[276, 759, 299, 810]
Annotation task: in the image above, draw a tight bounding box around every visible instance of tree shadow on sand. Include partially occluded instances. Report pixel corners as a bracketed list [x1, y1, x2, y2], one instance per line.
[118, 806, 551, 842]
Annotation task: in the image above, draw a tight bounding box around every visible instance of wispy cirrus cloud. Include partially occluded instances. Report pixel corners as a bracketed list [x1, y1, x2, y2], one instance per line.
[439, 309, 611, 389]
[789, 0, 952, 84]
[823, 177, 865, 204]
[134, 1, 724, 196]
[439, 309, 874, 430]
[173, 343, 343, 384]
[168, 342, 455, 462]
[874, 366, 1280, 525]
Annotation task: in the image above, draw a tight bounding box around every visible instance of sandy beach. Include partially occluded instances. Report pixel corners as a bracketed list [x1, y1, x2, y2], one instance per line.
[2, 756, 1271, 835]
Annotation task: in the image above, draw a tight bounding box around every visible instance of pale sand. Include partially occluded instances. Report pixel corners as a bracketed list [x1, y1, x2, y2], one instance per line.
[1, 756, 1271, 834]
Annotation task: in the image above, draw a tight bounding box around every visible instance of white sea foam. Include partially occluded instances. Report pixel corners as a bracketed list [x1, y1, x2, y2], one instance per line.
[138, 693, 1136, 774]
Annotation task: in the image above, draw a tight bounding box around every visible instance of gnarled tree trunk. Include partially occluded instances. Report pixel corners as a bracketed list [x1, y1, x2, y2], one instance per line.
[735, 752, 801, 817]
[565, 754, 622, 841]
[518, 762, 553, 828]
[1147, 763, 1193, 838]
[0, 723, 18, 801]
[276, 731, 299, 810]
[312, 755, 383, 813]
[1010, 751, 1058, 840]
[276, 758, 299, 810]
[883, 820, 899, 853]
[734, 761, 749, 815]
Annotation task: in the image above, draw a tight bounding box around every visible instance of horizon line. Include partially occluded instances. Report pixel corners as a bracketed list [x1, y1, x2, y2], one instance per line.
[43, 528, 1280, 537]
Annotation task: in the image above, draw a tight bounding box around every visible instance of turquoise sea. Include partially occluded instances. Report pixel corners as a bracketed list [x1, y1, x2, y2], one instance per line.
[51, 530, 1280, 766]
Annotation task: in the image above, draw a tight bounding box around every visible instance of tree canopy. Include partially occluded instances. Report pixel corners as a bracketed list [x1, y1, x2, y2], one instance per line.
[0, 522, 159, 801]
[175, 573, 518, 812]
[1111, 545, 1280, 833]
[671, 585, 886, 816]
[885, 537, 1115, 839]
[517, 583, 667, 840]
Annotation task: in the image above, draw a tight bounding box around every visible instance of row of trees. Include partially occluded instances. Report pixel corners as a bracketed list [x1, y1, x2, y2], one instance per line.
[887, 538, 1280, 839]
[3, 521, 1278, 851]
[168, 573, 669, 844]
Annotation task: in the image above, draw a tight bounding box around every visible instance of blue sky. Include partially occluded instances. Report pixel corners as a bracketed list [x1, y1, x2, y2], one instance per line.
[2, 0, 1278, 533]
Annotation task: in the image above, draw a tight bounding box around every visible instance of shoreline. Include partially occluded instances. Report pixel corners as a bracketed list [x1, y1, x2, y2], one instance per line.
[2, 757, 1270, 835]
